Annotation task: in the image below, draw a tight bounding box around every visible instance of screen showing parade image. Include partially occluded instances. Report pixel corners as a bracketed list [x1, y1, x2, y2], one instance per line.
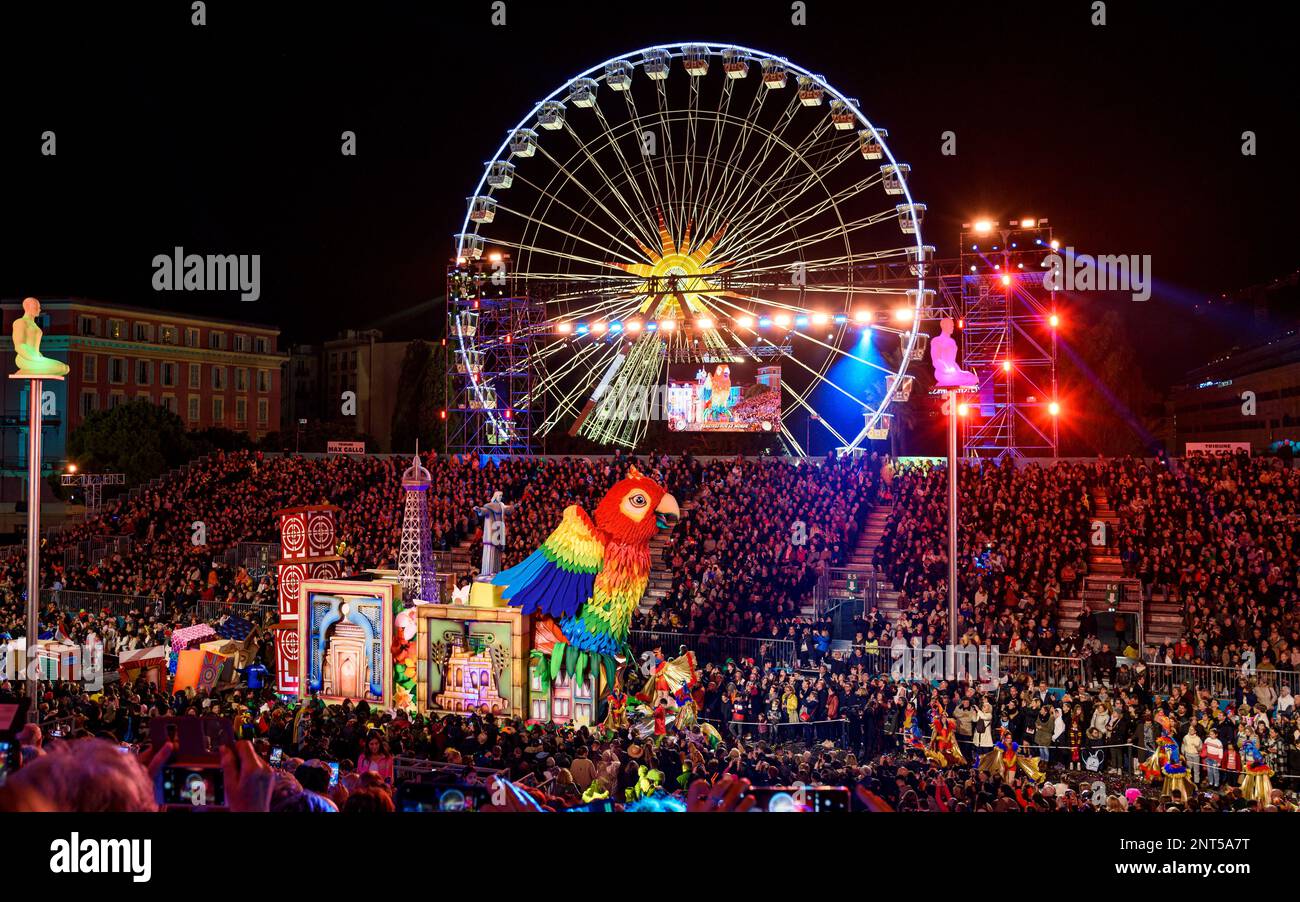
[665, 362, 782, 433]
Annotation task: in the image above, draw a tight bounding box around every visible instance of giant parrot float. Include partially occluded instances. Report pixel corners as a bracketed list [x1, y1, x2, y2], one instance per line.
[492, 466, 679, 694]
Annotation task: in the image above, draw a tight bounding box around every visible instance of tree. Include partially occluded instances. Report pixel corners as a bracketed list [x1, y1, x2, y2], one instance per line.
[390, 339, 446, 454]
[66, 400, 193, 485]
[1062, 308, 1161, 456]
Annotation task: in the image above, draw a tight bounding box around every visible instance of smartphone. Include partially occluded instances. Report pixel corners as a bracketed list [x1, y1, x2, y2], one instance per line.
[49, 729, 66, 739]
[328, 762, 340, 787]
[162, 765, 226, 807]
[395, 782, 492, 812]
[0, 739, 18, 786]
[748, 785, 851, 813]
[563, 798, 617, 813]
[269, 747, 284, 767]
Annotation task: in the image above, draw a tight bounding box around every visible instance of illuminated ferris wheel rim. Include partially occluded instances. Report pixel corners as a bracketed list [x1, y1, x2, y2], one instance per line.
[455, 41, 927, 453]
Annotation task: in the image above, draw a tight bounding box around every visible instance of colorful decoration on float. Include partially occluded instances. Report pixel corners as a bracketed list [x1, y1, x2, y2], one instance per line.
[493, 467, 679, 697]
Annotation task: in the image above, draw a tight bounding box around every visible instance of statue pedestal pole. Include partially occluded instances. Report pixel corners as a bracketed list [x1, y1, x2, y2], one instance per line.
[10, 373, 59, 722]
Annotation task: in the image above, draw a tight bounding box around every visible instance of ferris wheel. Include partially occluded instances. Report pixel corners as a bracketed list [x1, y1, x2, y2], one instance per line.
[453, 42, 932, 455]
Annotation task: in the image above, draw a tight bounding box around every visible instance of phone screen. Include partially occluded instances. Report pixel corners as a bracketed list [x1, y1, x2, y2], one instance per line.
[396, 783, 490, 812]
[269, 747, 284, 767]
[328, 762, 340, 787]
[162, 765, 226, 807]
[748, 785, 851, 813]
[0, 739, 16, 786]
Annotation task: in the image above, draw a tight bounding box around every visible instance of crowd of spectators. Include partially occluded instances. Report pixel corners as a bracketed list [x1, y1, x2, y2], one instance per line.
[871, 458, 1091, 652]
[1100, 454, 1300, 672]
[4, 639, 1298, 812]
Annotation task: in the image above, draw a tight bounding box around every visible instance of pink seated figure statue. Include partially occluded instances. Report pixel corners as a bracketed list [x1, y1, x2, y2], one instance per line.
[930, 317, 977, 388]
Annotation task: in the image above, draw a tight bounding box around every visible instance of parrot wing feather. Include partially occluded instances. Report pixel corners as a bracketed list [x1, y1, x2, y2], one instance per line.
[494, 504, 604, 619]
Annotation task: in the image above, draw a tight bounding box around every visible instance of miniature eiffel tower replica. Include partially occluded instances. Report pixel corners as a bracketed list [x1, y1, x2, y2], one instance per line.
[397, 444, 439, 604]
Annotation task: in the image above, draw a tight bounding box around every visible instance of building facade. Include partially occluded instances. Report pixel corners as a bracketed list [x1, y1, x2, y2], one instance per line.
[1166, 330, 1300, 453]
[1, 299, 287, 474]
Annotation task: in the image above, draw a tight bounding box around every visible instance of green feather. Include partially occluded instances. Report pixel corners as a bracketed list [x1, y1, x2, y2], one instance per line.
[600, 656, 616, 696]
[575, 651, 588, 686]
[550, 642, 566, 681]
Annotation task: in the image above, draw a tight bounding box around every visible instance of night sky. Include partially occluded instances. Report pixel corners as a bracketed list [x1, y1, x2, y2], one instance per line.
[3, 1, 1297, 393]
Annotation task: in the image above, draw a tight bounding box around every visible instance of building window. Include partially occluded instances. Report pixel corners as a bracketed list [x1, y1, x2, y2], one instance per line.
[80, 391, 98, 417]
[78, 315, 98, 337]
[234, 334, 249, 352]
[257, 369, 271, 392]
[189, 363, 201, 389]
[109, 392, 126, 409]
[133, 322, 154, 343]
[185, 328, 200, 348]
[136, 360, 152, 386]
[160, 362, 177, 387]
[161, 395, 177, 415]
[108, 319, 126, 339]
[209, 331, 225, 350]
[258, 398, 269, 424]
[254, 336, 270, 354]
[159, 325, 178, 345]
[188, 396, 200, 422]
[212, 366, 227, 390]
[235, 367, 248, 391]
[108, 358, 127, 384]
[83, 355, 97, 382]
[212, 397, 225, 423]
[235, 398, 247, 424]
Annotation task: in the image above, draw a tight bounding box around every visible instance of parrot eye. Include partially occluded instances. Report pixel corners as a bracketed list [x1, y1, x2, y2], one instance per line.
[629, 493, 648, 508]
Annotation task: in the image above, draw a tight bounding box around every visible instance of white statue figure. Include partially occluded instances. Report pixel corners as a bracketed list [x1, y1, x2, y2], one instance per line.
[473, 491, 511, 578]
[930, 317, 978, 388]
[12, 297, 70, 377]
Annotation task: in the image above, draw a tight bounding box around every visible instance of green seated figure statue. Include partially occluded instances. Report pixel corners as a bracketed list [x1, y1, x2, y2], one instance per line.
[11, 297, 69, 378]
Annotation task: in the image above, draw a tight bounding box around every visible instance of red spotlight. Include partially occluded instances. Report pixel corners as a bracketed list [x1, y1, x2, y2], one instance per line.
[957, 403, 969, 417]
[1049, 313, 1060, 329]
[1048, 401, 1061, 416]
[1000, 274, 1012, 287]
[439, 410, 447, 420]
[1002, 360, 1012, 373]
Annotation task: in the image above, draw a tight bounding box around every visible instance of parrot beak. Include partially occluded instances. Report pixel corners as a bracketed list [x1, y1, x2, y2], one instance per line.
[654, 493, 680, 529]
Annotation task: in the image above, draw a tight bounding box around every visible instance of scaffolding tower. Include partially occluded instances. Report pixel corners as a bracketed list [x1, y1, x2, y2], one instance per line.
[446, 253, 541, 456]
[958, 218, 1060, 459]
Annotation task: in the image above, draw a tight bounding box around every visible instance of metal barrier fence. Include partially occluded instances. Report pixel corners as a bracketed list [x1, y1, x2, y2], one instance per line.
[194, 600, 279, 624]
[999, 653, 1087, 689]
[216, 541, 278, 583]
[41, 588, 165, 617]
[628, 630, 796, 668]
[1142, 660, 1300, 700]
[702, 716, 849, 747]
[392, 757, 506, 785]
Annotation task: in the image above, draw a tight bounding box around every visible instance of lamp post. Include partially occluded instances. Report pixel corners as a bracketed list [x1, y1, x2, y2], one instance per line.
[947, 391, 959, 646]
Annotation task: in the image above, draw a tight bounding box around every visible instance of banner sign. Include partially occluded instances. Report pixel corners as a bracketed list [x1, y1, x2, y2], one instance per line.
[1185, 442, 1250, 456]
[326, 441, 366, 455]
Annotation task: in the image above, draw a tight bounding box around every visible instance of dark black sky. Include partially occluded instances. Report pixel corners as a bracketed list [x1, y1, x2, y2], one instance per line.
[3, 1, 1297, 387]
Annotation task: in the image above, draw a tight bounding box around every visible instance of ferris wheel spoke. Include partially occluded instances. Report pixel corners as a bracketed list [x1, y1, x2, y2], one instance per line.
[711, 117, 842, 255]
[720, 144, 864, 257]
[653, 81, 684, 239]
[508, 169, 651, 262]
[492, 199, 642, 266]
[694, 80, 773, 240]
[720, 157, 873, 265]
[534, 139, 655, 254]
[589, 104, 661, 249]
[728, 209, 898, 271]
[618, 90, 673, 241]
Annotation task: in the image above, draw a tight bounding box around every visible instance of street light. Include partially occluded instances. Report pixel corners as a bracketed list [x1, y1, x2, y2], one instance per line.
[806, 413, 820, 455]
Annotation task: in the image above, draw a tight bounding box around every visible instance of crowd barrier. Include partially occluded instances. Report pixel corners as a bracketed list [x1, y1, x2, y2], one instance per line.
[628, 630, 796, 669]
